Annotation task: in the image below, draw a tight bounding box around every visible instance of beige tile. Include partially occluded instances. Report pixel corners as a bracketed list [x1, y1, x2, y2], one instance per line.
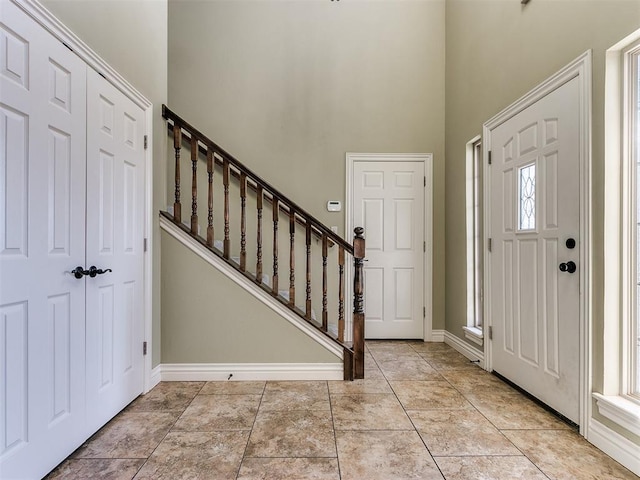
[419, 351, 480, 371]
[126, 382, 203, 412]
[237, 458, 340, 480]
[73, 412, 179, 459]
[408, 409, 520, 456]
[260, 381, 330, 411]
[366, 341, 415, 354]
[328, 379, 392, 395]
[390, 380, 473, 410]
[369, 349, 425, 362]
[435, 456, 547, 480]
[245, 410, 336, 458]
[378, 358, 444, 381]
[46, 459, 145, 480]
[504, 429, 640, 479]
[133, 431, 248, 480]
[408, 341, 454, 354]
[331, 394, 413, 430]
[200, 381, 265, 395]
[336, 430, 443, 480]
[173, 394, 260, 431]
[440, 369, 516, 395]
[465, 390, 570, 430]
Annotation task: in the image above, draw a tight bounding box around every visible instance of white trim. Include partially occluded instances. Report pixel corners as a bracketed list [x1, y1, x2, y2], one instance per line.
[445, 330, 485, 369]
[593, 393, 640, 438]
[160, 215, 344, 359]
[588, 419, 640, 477]
[483, 51, 593, 435]
[345, 153, 433, 341]
[462, 326, 484, 346]
[149, 365, 162, 391]
[11, 0, 156, 396]
[430, 329, 445, 343]
[158, 363, 344, 381]
[12, 0, 151, 111]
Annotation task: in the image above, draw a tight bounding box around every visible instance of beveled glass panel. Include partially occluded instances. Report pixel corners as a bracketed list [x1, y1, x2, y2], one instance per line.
[518, 163, 536, 231]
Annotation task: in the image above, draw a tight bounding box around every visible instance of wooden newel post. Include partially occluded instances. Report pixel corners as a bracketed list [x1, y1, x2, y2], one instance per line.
[352, 227, 365, 380]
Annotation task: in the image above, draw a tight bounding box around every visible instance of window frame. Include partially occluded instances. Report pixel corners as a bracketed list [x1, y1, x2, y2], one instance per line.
[464, 136, 484, 345]
[595, 29, 640, 437]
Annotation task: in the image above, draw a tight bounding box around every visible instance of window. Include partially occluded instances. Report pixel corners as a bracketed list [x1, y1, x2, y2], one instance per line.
[518, 163, 536, 231]
[464, 137, 483, 345]
[633, 49, 640, 397]
[596, 29, 640, 437]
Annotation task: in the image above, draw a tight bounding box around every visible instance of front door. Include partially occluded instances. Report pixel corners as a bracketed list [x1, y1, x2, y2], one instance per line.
[353, 159, 425, 339]
[488, 75, 580, 423]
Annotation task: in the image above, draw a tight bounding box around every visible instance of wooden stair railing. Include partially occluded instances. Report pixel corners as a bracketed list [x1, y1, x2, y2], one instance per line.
[162, 105, 365, 380]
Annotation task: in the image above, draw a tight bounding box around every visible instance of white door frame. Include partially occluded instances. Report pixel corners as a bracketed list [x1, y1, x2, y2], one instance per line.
[13, 0, 155, 393]
[482, 51, 592, 434]
[345, 153, 433, 341]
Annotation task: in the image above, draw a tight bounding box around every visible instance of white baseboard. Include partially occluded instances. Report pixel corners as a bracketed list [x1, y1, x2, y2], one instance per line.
[158, 363, 344, 381]
[444, 330, 485, 368]
[588, 419, 640, 476]
[149, 365, 162, 390]
[430, 329, 445, 342]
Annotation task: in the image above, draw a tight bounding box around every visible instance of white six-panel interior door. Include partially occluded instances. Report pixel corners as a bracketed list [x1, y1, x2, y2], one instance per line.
[351, 158, 426, 339]
[487, 76, 581, 424]
[0, 2, 146, 478]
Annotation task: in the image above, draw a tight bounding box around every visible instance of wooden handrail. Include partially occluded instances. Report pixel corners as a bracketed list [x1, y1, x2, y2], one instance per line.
[162, 105, 364, 380]
[163, 105, 352, 253]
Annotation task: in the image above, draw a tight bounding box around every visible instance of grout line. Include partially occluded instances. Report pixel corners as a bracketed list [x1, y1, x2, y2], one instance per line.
[327, 381, 342, 480]
[234, 380, 267, 479]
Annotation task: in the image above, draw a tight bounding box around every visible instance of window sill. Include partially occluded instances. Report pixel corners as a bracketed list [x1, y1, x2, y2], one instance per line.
[593, 393, 640, 437]
[463, 326, 483, 346]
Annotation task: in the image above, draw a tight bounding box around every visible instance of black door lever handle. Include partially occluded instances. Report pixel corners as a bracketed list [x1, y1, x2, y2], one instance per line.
[88, 266, 113, 278]
[71, 266, 90, 279]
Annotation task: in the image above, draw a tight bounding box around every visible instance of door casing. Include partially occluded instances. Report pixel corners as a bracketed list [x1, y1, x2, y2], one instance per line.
[14, 0, 155, 392]
[482, 51, 592, 434]
[346, 153, 433, 341]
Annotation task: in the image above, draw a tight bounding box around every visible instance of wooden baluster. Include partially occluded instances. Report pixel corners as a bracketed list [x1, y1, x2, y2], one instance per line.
[206, 148, 214, 247]
[289, 208, 295, 307]
[190, 135, 198, 235]
[173, 124, 182, 223]
[240, 172, 247, 271]
[305, 221, 312, 320]
[256, 186, 263, 284]
[338, 246, 345, 343]
[322, 235, 328, 332]
[272, 198, 279, 294]
[223, 158, 230, 259]
[352, 227, 366, 380]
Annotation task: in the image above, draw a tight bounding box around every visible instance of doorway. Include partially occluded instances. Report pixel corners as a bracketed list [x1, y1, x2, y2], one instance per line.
[347, 153, 432, 340]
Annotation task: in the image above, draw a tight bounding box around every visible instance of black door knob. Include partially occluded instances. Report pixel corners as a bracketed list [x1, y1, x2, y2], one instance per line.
[559, 261, 577, 274]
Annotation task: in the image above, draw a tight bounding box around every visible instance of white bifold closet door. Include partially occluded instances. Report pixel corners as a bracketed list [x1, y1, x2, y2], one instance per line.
[0, 2, 145, 478]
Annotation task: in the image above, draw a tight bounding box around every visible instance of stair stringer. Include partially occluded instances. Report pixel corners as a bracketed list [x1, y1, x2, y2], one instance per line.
[160, 214, 344, 360]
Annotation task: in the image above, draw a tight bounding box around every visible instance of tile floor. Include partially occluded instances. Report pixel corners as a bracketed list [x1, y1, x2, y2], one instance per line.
[46, 341, 639, 480]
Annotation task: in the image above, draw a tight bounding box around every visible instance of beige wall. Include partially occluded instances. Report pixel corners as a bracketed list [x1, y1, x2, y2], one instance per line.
[168, 0, 447, 332]
[161, 231, 340, 363]
[41, 0, 168, 367]
[445, 0, 640, 442]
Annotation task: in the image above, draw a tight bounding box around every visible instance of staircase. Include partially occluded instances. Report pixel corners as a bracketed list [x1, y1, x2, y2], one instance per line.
[161, 105, 365, 380]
